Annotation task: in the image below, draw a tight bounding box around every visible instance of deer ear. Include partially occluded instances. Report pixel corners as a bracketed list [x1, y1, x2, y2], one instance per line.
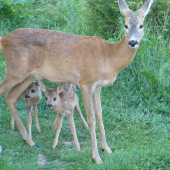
[138, 0, 154, 17]
[56, 85, 64, 95]
[36, 81, 39, 86]
[118, 0, 131, 16]
[39, 81, 46, 92]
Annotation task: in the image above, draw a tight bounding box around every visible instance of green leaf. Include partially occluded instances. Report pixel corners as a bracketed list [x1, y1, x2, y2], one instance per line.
[148, 34, 157, 42]
[141, 71, 158, 84]
[164, 29, 169, 32]
[26, 12, 34, 16]
[159, 62, 169, 81]
[10, 1, 25, 6]
[164, 47, 170, 51]
[142, 38, 153, 44]
[157, 35, 162, 40]
[142, 38, 155, 47]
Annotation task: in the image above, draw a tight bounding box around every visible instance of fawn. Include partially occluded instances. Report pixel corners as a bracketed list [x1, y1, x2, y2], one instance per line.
[40, 83, 89, 150]
[10, 81, 42, 138]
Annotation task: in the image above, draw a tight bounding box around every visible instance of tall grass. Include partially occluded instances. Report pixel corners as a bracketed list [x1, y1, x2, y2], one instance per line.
[0, 0, 91, 36]
[0, 0, 170, 169]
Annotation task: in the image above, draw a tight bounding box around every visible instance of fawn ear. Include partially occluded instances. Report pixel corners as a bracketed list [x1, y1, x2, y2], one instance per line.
[56, 85, 64, 95]
[138, 0, 154, 17]
[39, 81, 46, 92]
[118, 0, 131, 16]
[36, 81, 39, 86]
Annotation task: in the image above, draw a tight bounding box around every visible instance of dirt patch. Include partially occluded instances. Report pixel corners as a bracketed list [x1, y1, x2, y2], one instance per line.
[37, 154, 47, 166]
[63, 141, 74, 145]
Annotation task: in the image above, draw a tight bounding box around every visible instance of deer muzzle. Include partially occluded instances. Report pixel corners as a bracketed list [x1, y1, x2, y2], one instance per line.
[47, 104, 53, 109]
[128, 40, 138, 48]
[25, 95, 30, 99]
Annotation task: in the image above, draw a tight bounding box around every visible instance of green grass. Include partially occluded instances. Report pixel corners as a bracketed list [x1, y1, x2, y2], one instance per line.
[0, 0, 170, 169]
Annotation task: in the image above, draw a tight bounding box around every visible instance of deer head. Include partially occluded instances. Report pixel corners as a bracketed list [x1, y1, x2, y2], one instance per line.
[41, 85, 63, 109]
[118, 0, 153, 48]
[25, 81, 41, 99]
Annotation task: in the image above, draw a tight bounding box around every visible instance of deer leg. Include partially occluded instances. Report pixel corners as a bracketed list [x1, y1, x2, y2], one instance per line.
[68, 112, 80, 151]
[93, 87, 112, 154]
[33, 105, 41, 133]
[0, 74, 24, 97]
[4, 76, 35, 146]
[52, 114, 63, 149]
[11, 116, 15, 130]
[80, 85, 102, 164]
[26, 102, 32, 138]
[75, 103, 89, 130]
[10, 101, 17, 130]
[52, 115, 59, 131]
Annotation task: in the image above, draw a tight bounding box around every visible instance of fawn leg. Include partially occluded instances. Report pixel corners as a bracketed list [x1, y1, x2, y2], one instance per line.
[33, 105, 41, 133]
[52, 114, 63, 149]
[68, 112, 80, 151]
[75, 103, 89, 130]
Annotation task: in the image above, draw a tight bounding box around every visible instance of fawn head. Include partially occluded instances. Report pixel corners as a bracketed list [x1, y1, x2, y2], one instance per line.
[41, 85, 64, 109]
[25, 81, 41, 99]
[118, 0, 153, 48]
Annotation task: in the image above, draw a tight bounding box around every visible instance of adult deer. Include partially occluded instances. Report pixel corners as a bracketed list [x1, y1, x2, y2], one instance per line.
[0, 0, 153, 164]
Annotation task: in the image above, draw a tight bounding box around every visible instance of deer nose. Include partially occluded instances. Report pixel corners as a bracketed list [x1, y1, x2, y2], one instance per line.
[128, 40, 138, 47]
[47, 104, 53, 109]
[25, 95, 30, 99]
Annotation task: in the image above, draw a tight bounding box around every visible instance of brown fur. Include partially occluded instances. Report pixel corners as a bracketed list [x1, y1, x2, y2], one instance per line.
[0, 0, 153, 164]
[41, 83, 89, 150]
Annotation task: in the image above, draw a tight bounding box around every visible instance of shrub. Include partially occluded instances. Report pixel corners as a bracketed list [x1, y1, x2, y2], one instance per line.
[0, 0, 33, 32]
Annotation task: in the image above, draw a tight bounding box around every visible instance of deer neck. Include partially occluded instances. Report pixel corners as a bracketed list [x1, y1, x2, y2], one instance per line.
[109, 35, 138, 73]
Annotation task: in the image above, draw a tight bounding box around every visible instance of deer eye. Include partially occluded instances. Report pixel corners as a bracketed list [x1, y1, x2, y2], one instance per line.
[139, 25, 143, 29]
[46, 97, 47, 101]
[53, 97, 56, 101]
[31, 89, 35, 93]
[124, 25, 128, 29]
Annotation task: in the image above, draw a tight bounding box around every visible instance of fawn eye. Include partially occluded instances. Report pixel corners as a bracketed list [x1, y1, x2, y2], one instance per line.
[31, 89, 35, 93]
[139, 25, 143, 29]
[46, 97, 47, 100]
[53, 97, 56, 101]
[124, 25, 128, 29]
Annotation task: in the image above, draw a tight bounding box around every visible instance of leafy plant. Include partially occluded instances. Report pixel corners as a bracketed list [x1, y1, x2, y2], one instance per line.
[140, 34, 170, 94]
[0, 0, 34, 31]
[0, 0, 26, 20]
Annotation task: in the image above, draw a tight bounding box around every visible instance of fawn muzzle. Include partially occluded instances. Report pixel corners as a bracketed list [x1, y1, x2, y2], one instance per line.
[25, 95, 30, 99]
[47, 104, 53, 109]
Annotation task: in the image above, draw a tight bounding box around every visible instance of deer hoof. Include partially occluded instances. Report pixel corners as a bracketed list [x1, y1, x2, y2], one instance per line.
[33, 144, 39, 148]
